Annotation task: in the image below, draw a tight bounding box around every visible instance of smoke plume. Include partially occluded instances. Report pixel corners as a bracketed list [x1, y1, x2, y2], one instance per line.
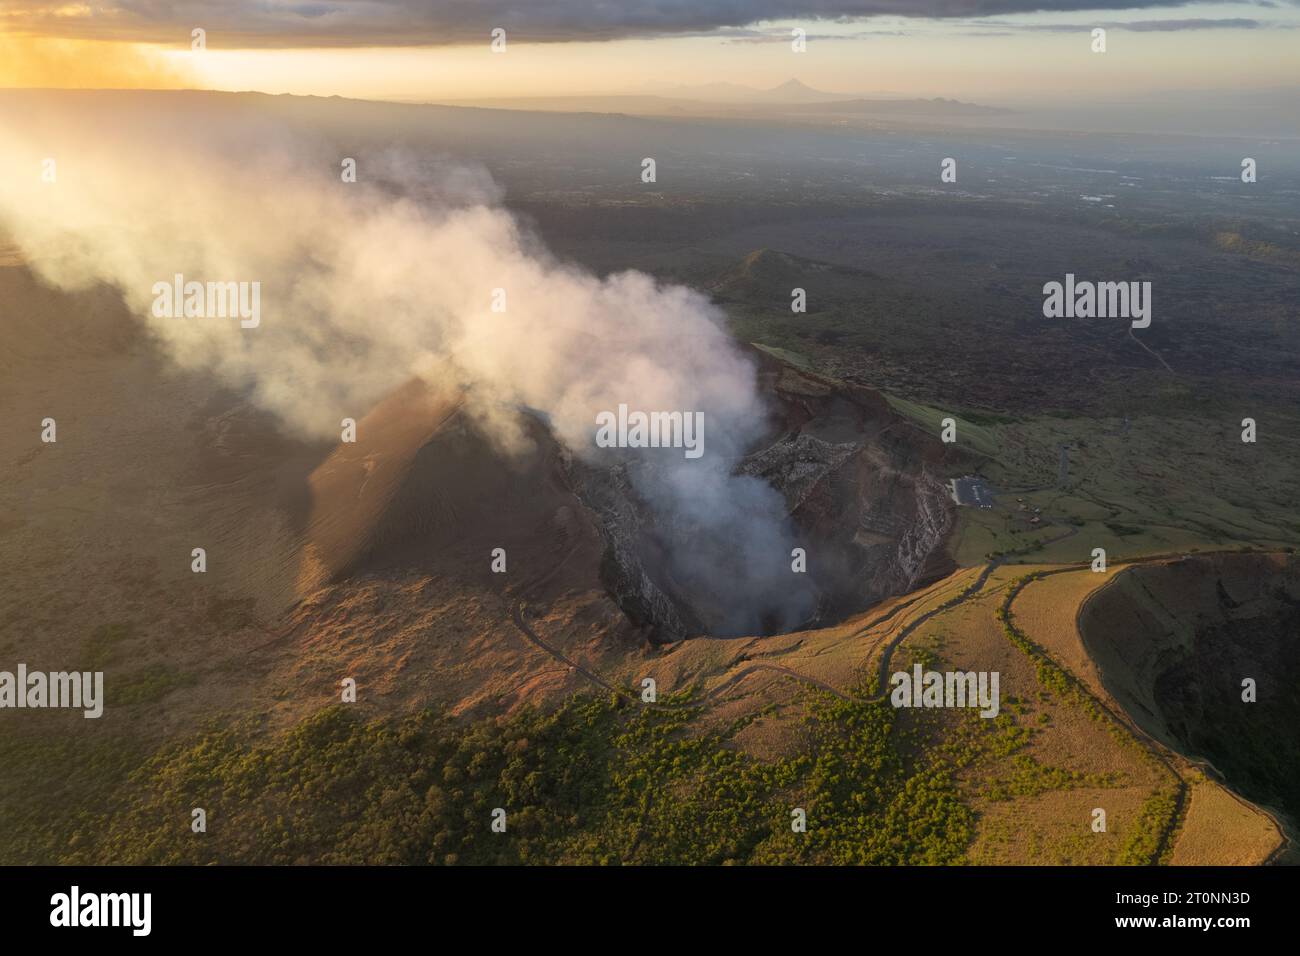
[0, 94, 813, 635]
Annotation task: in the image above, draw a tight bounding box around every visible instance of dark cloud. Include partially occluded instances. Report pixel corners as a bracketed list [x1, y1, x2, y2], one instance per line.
[993, 16, 1265, 31]
[2, 1, 1282, 47]
[1122, 17, 1262, 29]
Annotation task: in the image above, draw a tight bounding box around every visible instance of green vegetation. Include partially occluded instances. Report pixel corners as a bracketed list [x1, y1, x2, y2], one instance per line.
[789, 695, 973, 865]
[0, 721, 143, 865]
[979, 414, 1300, 559]
[997, 578, 1116, 734]
[999, 574, 1186, 864]
[111, 665, 198, 706]
[1116, 788, 1182, 865]
[750, 341, 814, 370]
[53, 691, 978, 866]
[983, 755, 1123, 802]
[883, 394, 1001, 458]
[79, 622, 132, 671]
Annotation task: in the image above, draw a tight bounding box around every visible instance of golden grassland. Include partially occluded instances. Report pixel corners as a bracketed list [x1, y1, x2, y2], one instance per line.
[576, 558, 1283, 864]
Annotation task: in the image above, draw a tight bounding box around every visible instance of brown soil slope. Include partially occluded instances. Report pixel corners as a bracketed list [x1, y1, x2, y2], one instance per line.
[2, 252, 958, 725]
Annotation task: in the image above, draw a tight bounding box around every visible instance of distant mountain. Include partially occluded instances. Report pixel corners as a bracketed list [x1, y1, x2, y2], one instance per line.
[797, 96, 1011, 116]
[762, 79, 854, 103]
[640, 81, 1006, 115]
[650, 81, 767, 102]
[650, 78, 855, 104]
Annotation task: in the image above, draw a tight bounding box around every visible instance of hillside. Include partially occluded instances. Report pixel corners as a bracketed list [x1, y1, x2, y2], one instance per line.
[1079, 553, 1300, 850]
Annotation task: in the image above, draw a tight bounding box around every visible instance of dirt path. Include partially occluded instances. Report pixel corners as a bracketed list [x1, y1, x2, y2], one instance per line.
[504, 519, 1084, 709]
[863, 522, 1080, 700]
[1128, 326, 1177, 375]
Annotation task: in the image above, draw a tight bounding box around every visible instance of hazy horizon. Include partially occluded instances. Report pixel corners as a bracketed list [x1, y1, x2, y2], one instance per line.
[3, 1, 1298, 125]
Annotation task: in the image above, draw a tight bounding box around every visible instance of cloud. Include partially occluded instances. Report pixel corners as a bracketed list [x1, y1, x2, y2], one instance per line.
[1120, 17, 1262, 29]
[978, 16, 1265, 31]
[0, 1, 1280, 47]
[0, 36, 193, 88]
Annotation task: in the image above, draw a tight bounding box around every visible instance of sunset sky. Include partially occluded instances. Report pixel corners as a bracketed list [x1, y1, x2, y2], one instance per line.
[2, 1, 1297, 104]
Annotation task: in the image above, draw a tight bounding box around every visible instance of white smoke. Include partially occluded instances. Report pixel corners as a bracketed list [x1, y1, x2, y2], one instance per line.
[0, 95, 814, 635]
